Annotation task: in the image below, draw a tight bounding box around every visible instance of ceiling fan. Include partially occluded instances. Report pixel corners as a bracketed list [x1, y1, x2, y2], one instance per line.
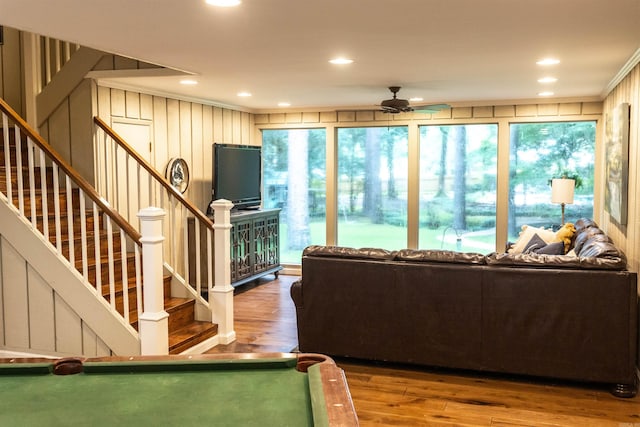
[380, 86, 449, 114]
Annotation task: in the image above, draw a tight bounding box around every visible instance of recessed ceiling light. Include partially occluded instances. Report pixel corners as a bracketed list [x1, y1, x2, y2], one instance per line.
[538, 77, 558, 83]
[536, 58, 560, 66]
[538, 91, 554, 97]
[205, 0, 241, 6]
[409, 97, 424, 102]
[237, 91, 252, 97]
[180, 79, 198, 85]
[329, 57, 353, 65]
[278, 102, 291, 107]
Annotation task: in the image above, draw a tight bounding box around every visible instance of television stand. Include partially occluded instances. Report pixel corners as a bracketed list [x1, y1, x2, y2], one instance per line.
[188, 209, 282, 288]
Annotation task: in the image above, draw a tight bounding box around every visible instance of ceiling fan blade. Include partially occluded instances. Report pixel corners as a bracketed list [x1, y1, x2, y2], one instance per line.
[380, 105, 400, 113]
[412, 103, 450, 113]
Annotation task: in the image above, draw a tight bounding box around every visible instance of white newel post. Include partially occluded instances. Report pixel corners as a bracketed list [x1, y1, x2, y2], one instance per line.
[210, 199, 236, 344]
[137, 207, 169, 355]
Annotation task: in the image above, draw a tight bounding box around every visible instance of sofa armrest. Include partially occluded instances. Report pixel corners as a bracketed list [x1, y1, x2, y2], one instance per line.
[290, 279, 303, 308]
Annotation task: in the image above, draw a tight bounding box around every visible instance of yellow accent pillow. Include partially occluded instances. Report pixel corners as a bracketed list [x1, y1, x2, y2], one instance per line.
[553, 222, 576, 253]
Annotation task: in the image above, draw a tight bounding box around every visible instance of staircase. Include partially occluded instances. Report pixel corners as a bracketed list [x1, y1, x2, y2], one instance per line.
[0, 123, 217, 355]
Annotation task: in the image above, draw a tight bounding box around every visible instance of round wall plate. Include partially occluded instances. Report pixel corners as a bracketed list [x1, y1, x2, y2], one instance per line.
[165, 158, 190, 193]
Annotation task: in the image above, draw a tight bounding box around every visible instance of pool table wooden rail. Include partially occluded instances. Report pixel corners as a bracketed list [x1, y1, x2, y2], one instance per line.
[0, 352, 359, 426]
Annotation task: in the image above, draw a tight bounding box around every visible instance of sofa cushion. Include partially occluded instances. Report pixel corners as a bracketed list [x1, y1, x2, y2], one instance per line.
[394, 249, 486, 264]
[302, 245, 396, 261]
[573, 226, 606, 254]
[487, 252, 581, 268]
[486, 251, 627, 270]
[574, 217, 599, 232]
[578, 237, 625, 259]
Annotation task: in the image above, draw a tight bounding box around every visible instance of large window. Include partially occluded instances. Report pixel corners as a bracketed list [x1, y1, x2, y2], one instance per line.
[337, 126, 408, 249]
[262, 129, 326, 264]
[508, 121, 595, 241]
[260, 118, 597, 265]
[419, 124, 498, 253]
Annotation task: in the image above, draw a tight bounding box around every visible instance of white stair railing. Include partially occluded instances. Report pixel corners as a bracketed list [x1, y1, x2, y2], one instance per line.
[1, 98, 143, 333]
[2, 99, 235, 352]
[93, 117, 229, 326]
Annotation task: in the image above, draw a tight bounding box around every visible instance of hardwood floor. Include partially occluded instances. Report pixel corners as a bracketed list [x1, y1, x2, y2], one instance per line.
[204, 275, 640, 426]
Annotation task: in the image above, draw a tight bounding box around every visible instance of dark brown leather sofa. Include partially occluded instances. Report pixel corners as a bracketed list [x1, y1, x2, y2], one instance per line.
[290, 219, 639, 397]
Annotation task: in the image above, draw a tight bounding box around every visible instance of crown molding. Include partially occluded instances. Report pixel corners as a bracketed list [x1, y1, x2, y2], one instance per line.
[602, 47, 640, 97]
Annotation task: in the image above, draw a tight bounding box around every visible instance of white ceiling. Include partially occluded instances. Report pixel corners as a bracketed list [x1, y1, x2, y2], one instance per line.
[2, 0, 640, 113]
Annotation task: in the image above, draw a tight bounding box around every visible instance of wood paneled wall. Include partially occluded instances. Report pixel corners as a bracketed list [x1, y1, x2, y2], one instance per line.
[95, 86, 255, 214]
[0, 26, 24, 117]
[602, 63, 640, 273]
[0, 234, 111, 357]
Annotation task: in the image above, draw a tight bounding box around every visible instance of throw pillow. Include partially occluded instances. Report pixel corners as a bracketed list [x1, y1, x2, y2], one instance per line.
[523, 234, 547, 253]
[509, 225, 557, 254]
[534, 241, 565, 255]
[553, 222, 576, 253]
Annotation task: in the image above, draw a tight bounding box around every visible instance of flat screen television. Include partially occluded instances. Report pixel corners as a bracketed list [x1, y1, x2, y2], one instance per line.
[212, 143, 262, 211]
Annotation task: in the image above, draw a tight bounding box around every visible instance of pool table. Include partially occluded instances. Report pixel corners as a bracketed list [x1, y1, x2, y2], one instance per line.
[0, 352, 359, 426]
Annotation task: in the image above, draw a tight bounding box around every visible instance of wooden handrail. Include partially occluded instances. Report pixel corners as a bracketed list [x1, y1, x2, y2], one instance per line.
[93, 116, 214, 230]
[0, 98, 141, 242]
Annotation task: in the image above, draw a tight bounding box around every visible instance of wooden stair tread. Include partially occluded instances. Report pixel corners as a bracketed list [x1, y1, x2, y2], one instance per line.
[101, 274, 171, 297]
[168, 322, 219, 354]
[127, 296, 194, 326]
[2, 138, 219, 355]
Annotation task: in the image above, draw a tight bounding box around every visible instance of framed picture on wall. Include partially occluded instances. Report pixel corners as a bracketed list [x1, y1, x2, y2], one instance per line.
[604, 102, 630, 225]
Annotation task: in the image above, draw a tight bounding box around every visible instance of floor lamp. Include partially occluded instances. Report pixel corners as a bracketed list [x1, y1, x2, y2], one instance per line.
[551, 178, 575, 225]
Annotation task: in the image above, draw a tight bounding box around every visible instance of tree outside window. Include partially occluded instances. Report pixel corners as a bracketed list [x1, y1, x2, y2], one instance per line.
[419, 124, 498, 253]
[262, 129, 326, 264]
[508, 121, 595, 240]
[337, 126, 409, 249]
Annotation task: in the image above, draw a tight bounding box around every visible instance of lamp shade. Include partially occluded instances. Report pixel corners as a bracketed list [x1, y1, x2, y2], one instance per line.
[551, 178, 575, 204]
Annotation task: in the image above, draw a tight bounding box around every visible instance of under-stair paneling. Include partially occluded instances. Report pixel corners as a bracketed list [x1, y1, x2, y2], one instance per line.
[82, 326, 111, 357]
[35, 46, 104, 128]
[1, 237, 30, 349]
[0, 27, 24, 117]
[38, 78, 96, 187]
[54, 296, 83, 355]
[26, 265, 56, 352]
[45, 98, 72, 168]
[69, 79, 95, 185]
[0, 200, 138, 356]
